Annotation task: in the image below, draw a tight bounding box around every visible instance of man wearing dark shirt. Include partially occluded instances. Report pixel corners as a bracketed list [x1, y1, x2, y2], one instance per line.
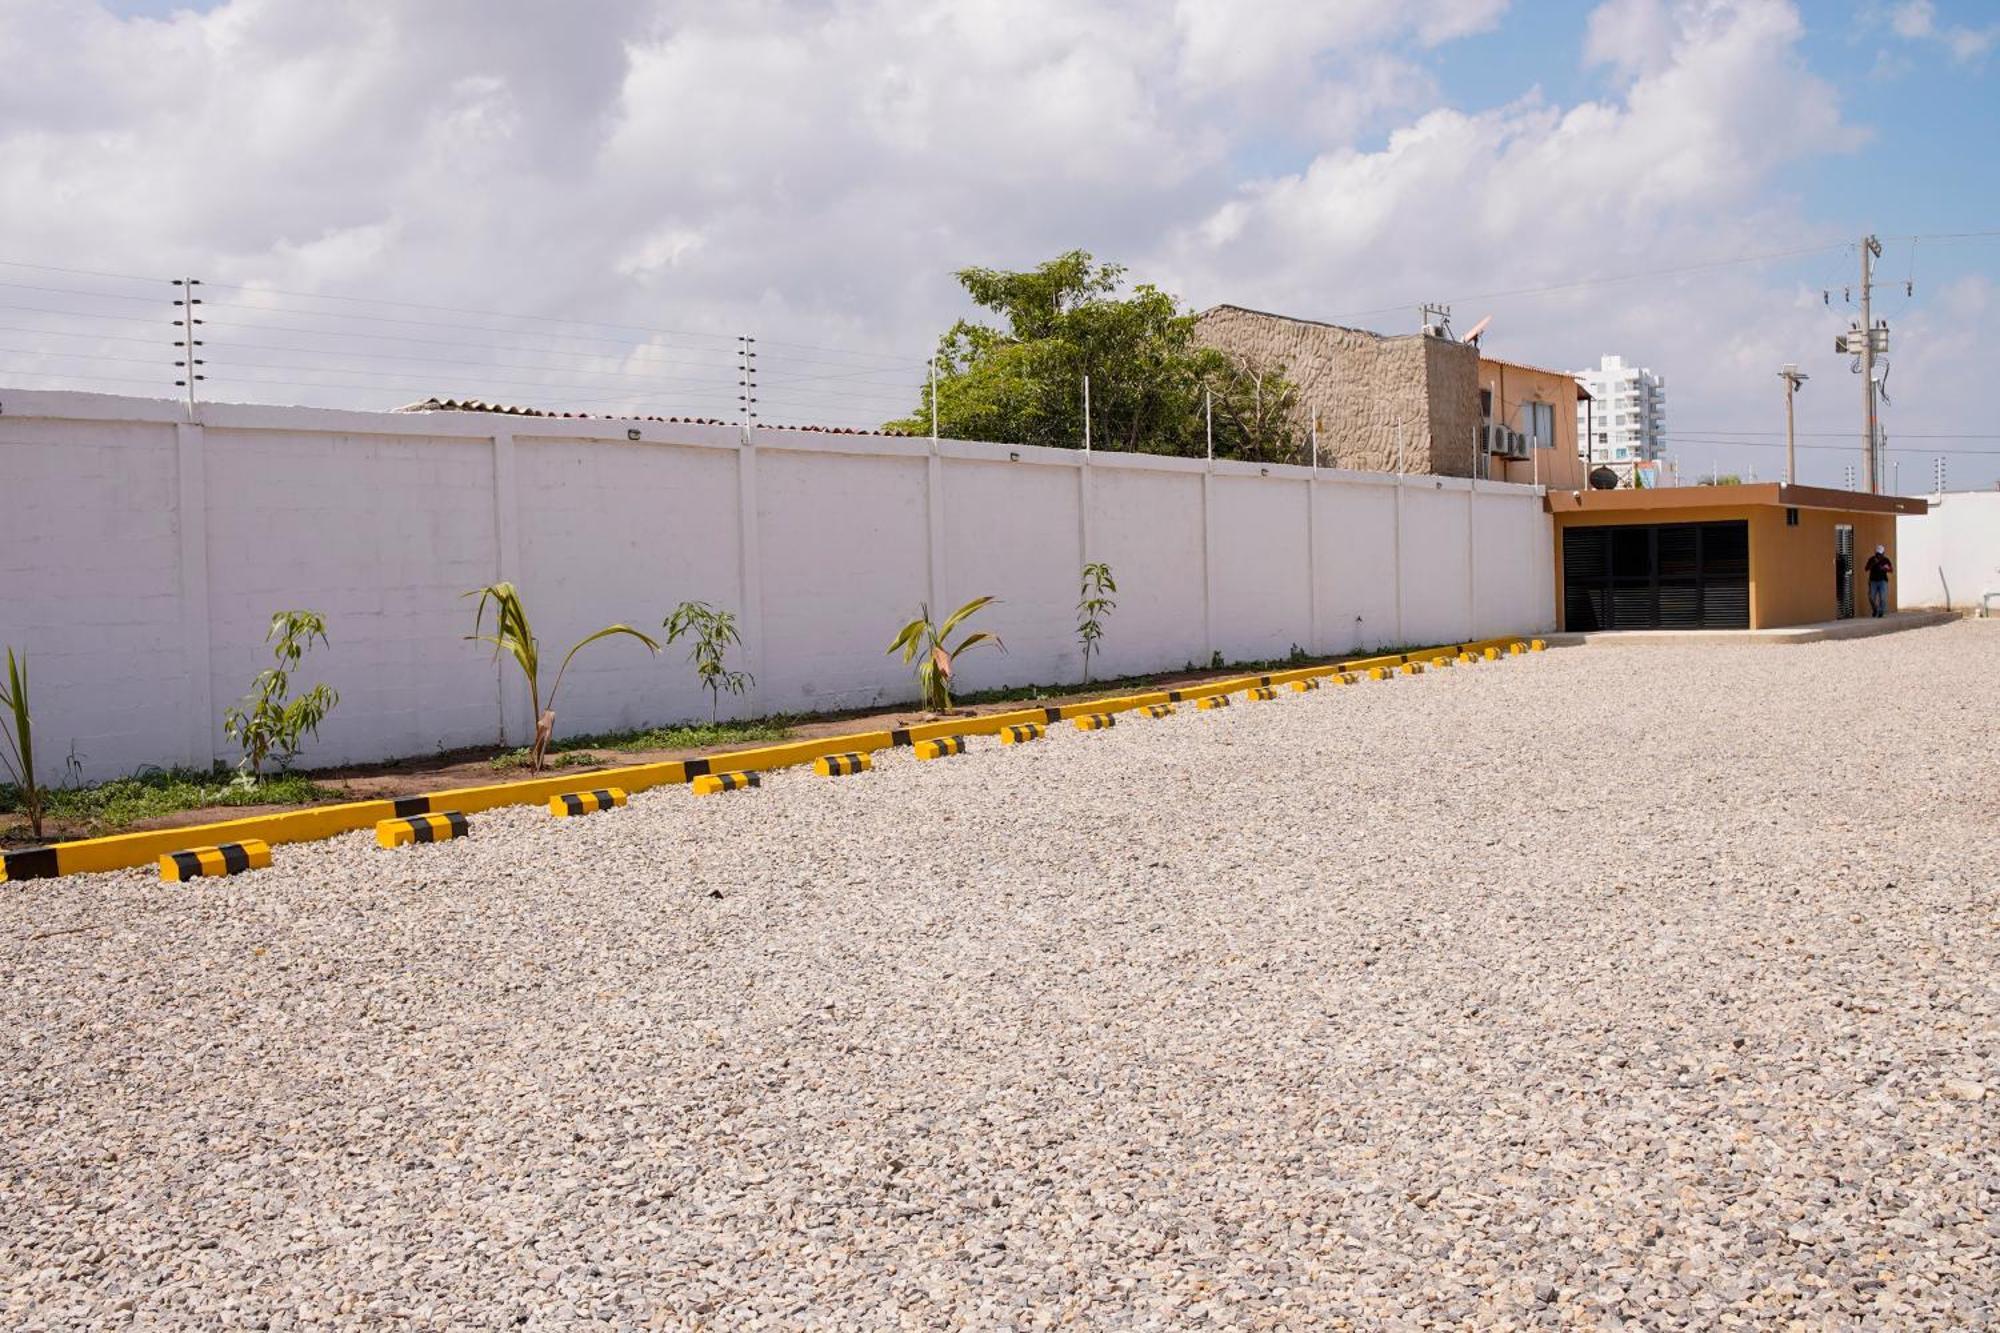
[1864, 545, 1893, 618]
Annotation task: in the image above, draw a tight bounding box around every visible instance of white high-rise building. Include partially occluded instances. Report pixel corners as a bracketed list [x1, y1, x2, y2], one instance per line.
[1574, 354, 1666, 479]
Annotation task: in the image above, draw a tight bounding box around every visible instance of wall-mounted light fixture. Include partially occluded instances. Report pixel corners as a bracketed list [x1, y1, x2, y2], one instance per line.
[626, 428, 641, 441]
[1009, 450, 1020, 462]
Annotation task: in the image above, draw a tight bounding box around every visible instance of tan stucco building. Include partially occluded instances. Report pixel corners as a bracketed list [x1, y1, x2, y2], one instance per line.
[1193, 304, 1480, 476]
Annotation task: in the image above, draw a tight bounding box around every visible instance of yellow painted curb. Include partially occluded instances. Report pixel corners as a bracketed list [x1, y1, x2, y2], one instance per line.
[692, 772, 759, 796]
[1073, 713, 1115, 731]
[549, 788, 627, 818]
[812, 751, 873, 777]
[0, 632, 1535, 881]
[160, 839, 271, 883]
[376, 811, 469, 849]
[914, 736, 965, 761]
[998, 723, 1045, 745]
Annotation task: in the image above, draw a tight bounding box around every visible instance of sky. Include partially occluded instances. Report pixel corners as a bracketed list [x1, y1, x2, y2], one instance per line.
[1, 0, 1995, 489]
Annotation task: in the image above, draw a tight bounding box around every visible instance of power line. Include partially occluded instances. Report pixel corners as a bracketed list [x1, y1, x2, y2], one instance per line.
[1328, 241, 1852, 323]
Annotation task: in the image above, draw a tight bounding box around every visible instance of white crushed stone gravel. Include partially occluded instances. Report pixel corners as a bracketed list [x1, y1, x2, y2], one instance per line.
[4, 621, 1997, 1329]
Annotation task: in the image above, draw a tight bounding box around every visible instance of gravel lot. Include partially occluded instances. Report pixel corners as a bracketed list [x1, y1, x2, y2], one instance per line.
[5, 621, 1997, 1330]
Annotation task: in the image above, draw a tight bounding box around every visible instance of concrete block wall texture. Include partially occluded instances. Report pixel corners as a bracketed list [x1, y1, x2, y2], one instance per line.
[1190, 304, 1480, 476]
[0, 389, 1557, 782]
[1896, 493, 2000, 610]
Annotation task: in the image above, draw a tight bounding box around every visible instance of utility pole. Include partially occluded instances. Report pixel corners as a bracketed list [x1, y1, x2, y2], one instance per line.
[1837, 236, 1886, 493]
[1779, 364, 1808, 485]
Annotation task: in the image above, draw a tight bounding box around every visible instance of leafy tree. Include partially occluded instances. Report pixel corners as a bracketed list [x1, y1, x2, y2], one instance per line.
[889, 251, 1305, 462]
[224, 611, 340, 780]
[662, 600, 753, 720]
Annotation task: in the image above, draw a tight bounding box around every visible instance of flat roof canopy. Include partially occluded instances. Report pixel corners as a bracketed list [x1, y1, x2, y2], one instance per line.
[1546, 483, 1927, 517]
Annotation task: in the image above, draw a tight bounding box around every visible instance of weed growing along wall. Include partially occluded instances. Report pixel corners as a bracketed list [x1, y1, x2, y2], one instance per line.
[0, 389, 1556, 781]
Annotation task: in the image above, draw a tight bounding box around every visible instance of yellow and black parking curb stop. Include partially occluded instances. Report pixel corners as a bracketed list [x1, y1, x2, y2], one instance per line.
[1530, 639, 1547, 652]
[376, 811, 470, 848]
[1368, 666, 1392, 681]
[1197, 694, 1231, 710]
[1483, 647, 1501, 661]
[1399, 662, 1424, 675]
[1140, 702, 1175, 719]
[914, 736, 965, 761]
[1291, 678, 1320, 692]
[549, 788, 627, 818]
[813, 752, 873, 776]
[1246, 686, 1277, 701]
[692, 771, 759, 796]
[1509, 641, 1528, 655]
[1074, 713, 1115, 731]
[160, 839, 271, 882]
[1456, 652, 1477, 666]
[1430, 655, 1451, 669]
[999, 723, 1045, 745]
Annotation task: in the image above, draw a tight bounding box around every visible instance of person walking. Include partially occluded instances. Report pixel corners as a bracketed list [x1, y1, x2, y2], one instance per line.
[1864, 544, 1893, 618]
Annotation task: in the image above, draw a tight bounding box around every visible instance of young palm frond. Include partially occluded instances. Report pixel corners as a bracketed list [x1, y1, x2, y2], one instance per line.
[467, 582, 659, 771]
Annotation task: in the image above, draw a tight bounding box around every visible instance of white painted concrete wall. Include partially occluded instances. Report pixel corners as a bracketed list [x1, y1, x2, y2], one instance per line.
[0, 388, 1557, 781]
[1897, 493, 2000, 611]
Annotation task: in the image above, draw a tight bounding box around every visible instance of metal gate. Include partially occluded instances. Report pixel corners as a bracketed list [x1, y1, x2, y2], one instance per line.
[1835, 524, 1855, 619]
[1562, 521, 1751, 631]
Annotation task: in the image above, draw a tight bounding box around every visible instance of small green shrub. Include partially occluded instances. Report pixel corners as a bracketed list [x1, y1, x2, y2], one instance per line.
[466, 582, 660, 772]
[887, 597, 1004, 712]
[662, 601, 754, 720]
[0, 647, 43, 839]
[1077, 562, 1117, 683]
[224, 611, 339, 781]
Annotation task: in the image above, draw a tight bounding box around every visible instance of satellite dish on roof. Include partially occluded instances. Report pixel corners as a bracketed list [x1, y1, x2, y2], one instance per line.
[1464, 314, 1492, 346]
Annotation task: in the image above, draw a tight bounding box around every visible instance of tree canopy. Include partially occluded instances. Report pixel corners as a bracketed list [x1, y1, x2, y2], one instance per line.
[887, 251, 1306, 463]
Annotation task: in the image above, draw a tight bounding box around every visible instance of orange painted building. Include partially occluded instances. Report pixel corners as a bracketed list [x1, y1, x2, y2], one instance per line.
[1546, 485, 1927, 631]
[1477, 354, 1590, 492]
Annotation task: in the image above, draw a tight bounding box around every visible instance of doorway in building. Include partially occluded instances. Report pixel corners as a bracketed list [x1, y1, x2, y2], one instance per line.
[1562, 520, 1751, 630]
[1835, 525, 1855, 619]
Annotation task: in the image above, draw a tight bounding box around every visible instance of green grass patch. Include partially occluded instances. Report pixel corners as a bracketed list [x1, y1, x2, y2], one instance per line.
[488, 718, 796, 770]
[1, 768, 336, 837]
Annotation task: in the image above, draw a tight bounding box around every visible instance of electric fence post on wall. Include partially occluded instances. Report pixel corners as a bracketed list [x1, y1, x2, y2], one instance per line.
[736, 335, 757, 440]
[172, 277, 204, 417]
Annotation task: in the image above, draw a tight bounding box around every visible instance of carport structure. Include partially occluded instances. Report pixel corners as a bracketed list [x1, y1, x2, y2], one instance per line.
[1547, 484, 1927, 631]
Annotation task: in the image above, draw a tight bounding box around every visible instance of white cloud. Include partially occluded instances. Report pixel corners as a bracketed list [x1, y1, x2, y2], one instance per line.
[0, 0, 1988, 486]
[1882, 0, 1997, 64]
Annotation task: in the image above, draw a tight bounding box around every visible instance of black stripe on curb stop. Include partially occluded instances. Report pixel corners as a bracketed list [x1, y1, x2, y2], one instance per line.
[2, 846, 59, 882]
[168, 850, 203, 880]
[220, 842, 251, 874]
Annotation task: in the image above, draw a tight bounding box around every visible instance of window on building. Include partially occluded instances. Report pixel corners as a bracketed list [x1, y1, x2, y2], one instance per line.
[1520, 400, 1556, 448]
[1479, 388, 1493, 420]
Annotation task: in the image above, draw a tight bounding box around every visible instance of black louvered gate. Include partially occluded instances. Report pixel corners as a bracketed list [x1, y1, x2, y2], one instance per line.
[1562, 521, 1750, 631]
